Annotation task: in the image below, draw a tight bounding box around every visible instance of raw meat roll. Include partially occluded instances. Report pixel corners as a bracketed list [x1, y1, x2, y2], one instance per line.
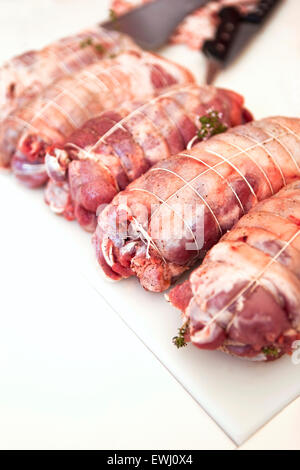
[45, 85, 249, 232]
[169, 181, 300, 361]
[93, 117, 300, 291]
[0, 49, 194, 185]
[0, 26, 136, 122]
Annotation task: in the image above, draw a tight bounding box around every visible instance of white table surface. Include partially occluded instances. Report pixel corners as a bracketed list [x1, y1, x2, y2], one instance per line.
[0, 0, 299, 450]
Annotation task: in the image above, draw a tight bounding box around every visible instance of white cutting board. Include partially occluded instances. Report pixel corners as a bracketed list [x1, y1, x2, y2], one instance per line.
[0, 0, 300, 445]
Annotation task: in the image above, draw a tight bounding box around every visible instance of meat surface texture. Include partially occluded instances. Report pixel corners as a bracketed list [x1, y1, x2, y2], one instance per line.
[0, 49, 194, 186]
[45, 85, 249, 232]
[169, 181, 300, 361]
[93, 117, 300, 292]
[0, 26, 136, 122]
[111, 0, 259, 50]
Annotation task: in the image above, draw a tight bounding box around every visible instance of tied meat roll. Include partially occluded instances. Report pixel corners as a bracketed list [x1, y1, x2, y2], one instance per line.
[93, 117, 300, 291]
[0, 26, 136, 122]
[0, 49, 194, 186]
[169, 181, 300, 361]
[45, 85, 250, 232]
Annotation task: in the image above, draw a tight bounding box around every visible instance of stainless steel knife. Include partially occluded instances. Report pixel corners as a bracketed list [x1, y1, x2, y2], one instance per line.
[102, 0, 211, 50]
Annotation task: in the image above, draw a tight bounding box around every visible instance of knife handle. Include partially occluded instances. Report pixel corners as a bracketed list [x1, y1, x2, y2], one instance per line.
[202, 7, 241, 63]
[243, 0, 281, 24]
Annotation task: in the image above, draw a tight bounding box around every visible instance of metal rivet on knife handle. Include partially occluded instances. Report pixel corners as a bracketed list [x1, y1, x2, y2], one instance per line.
[245, 0, 281, 24]
[202, 7, 241, 63]
[203, 0, 282, 84]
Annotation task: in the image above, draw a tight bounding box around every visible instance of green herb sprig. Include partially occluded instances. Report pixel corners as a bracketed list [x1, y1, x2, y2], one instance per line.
[80, 37, 93, 48]
[109, 9, 118, 22]
[94, 44, 105, 54]
[262, 346, 280, 358]
[197, 110, 228, 141]
[172, 322, 189, 349]
[80, 37, 106, 55]
[108, 9, 120, 31]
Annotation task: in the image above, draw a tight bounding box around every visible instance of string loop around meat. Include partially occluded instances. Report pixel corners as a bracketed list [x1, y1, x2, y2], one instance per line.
[203, 228, 300, 334]
[268, 120, 300, 173]
[74, 84, 197, 158]
[128, 120, 300, 270]
[63, 85, 199, 187]
[216, 137, 275, 195]
[153, 129, 291, 226]
[148, 166, 223, 235]
[179, 152, 246, 214]
[233, 126, 287, 186]
[14, 53, 177, 142]
[131, 216, 165, 261]
[129, 186, 200, 256]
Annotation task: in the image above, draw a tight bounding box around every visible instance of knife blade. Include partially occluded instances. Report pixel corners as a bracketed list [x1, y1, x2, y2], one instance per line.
[102, 0, 211, 50]
[203, 0, 282, 84]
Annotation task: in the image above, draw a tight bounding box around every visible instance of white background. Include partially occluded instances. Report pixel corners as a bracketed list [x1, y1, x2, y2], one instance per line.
[0, 0, 299, 450]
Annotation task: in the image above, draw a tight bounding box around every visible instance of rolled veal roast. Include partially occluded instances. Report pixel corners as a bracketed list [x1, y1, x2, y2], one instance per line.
[1, 49, 194, 186]
[0, 26, 136, 122]
[45, 84, 250, 232]
[93, 117, 300, 291]
[169, 181, 300, 361]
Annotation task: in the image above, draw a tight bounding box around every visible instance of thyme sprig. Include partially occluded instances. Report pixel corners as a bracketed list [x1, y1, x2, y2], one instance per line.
[262, 346, 280, 358]
[94, 43, 105, 54]
[109, 9, 118, 22]
[197, 110, 228, 141]
[108, 8, 120, 31]
[80, 37, 93, 48]
[80, 37, 105, 55]
[172, 322, 189, 349]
